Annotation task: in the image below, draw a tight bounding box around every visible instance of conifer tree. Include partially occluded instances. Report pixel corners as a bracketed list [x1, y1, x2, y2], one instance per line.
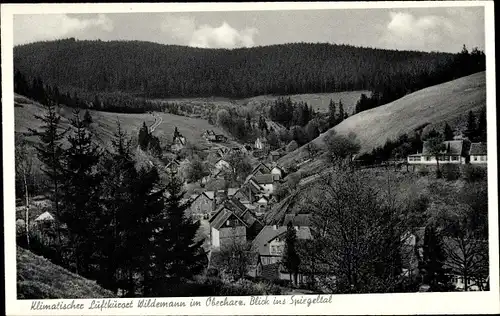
[338, 100, 345, 124]
[443, 122, 454, 141]
[152, 171, 206, 295]
[28, 100, 66, 255]
[282, 222, 301, 286]
[465, 111, 477, 141]
[328, 99, 336, 128]
[60, 109, 102, 276]
[83, 109, 93, 126]
[421, 225, 450, 291]
[477, 106, 487, 142]
[138, 121, 150, 150]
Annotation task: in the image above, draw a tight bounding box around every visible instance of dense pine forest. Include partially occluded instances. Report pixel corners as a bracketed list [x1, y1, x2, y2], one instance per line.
[15, 39, 485, 107]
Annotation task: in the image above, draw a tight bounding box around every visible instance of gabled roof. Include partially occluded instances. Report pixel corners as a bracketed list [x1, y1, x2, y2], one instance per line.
[271, 166, 286, 174]
[251, 162, 272, 175]
[251, 174, 280, 185]
[253, 225, 312, 256]
[191, 191, 214, 203]
[205, 130, 216, 136]
[470, 142, 487, 155]
[35, 211, 54, 222]
[209, 198, 261, 230]
[173, 135, 186, 145]
[165, 159, 181, 168]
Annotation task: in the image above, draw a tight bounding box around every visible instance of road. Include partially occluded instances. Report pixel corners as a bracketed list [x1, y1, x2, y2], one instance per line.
[149, 112, 163, 133]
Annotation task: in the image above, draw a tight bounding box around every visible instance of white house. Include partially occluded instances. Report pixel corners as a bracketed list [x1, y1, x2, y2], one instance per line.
[208, 198, 263, 249]
[407, 140, 470, 165]
[254, 137, 270, 151]
[271, 166, 286, 179]
[469, 142, 487, 164]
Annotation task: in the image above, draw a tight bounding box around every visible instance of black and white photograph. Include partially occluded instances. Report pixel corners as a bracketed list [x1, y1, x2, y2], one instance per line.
[2, 2, 498, 315]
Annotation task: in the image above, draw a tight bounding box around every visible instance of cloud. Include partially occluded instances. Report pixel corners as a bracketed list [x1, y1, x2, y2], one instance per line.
[380, 12, 455, 51]
[14, 14, 113, 45]
[161, 15, 258, 49]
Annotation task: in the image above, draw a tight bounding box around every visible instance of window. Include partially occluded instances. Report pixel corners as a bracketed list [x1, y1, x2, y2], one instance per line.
[425, 156, 431, 161]
[271, 246, 277, 254]
[451, 156, 459, 161]
[481, 156, 486, 161]
[474, 156, 478, 161]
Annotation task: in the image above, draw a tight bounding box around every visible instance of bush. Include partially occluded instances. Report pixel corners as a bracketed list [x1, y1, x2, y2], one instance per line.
[462, 165, 487, 182]
[418, 167, 430, 176]
[442, 164, 461, 181]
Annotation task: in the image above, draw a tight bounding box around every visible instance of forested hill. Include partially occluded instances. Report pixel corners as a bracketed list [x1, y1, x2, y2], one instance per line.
[14, 38, 484, 101]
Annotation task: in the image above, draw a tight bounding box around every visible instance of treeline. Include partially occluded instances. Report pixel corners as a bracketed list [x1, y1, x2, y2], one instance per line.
[15, 39, 484, 103]
[354, 46, 486, 114]
[16, 102, 206, 297]
[14, 69, 162, 114]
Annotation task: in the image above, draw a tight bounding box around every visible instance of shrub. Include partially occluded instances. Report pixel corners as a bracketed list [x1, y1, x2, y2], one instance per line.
[462, 165, 487, 182]
[418, 167, 429, 176]
[441, 164, 461, 181]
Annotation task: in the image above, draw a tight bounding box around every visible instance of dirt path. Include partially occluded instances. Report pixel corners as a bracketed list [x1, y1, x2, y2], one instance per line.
[149, 112, 163, 133]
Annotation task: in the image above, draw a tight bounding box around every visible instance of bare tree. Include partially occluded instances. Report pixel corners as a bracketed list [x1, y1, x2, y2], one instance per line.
[304, 168, 410, 293]
[425, 136, 446, 178]
[15, 134, 33, 247]
[212, 240, 256, 282]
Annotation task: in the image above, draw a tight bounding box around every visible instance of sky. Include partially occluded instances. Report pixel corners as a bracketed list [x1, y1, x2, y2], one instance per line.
[13, 6, 485, 53]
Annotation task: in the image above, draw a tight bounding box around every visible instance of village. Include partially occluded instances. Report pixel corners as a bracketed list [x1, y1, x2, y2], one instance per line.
[156, 124, 488, 292]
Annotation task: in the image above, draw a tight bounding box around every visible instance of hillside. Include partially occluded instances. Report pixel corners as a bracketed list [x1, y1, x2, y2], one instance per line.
[15, 39, 479, 102]
[17, 246, 115, 299]
[15, 94, 231, 149]
[279, 71, 486, 167]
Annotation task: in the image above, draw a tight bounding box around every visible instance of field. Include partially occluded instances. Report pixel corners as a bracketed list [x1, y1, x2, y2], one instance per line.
[278, 71, 486, 167]
[17, 246, 115, 299]
[153, 90, 369, 115]
[14, 94, 231, 149]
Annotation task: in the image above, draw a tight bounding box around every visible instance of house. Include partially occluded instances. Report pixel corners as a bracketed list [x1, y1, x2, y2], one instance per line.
[213, 158, 231, 176]
[171, 128, 187, 152]
[254, 137, 270, 151]
[407, 139, 471, 165]
[253, 224, 313, 283]
[255, 196, 270, 216]
[269, 150, 283, 162]
[250, 162, 272, 177]
[233, 181, 262, 204]
[215, 134, 227, 143]
[203, 130, 227, 143]
[189, 192, 218, 220]
[248, 174, 281, 195]
[208, 198, 263, 249]
[469, 142, 487, 164]
[271, 166, 286, 179]
[165, 159, 181, 173]
[203, 130, 216, 141]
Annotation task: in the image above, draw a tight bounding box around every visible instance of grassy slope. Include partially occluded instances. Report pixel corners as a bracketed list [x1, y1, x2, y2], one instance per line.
[17, 246, 115, 299]
[278, 71, 486, 167]
[14, 94, 230, 149]
[154, 90, 369, 114]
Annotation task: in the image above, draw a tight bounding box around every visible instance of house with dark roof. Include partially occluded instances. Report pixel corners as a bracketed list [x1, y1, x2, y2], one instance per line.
[250, 162, 272, 177]
[269, 150, 284, 162]
[248, 174, 281, 195]
[233, 181, 262, 204]
[208, 198, 263, 249]
[469, 142, 487, 164]
[171, 128, 187, 152]
[407, 139, 471, 165]
[189, 192, 217, 220]
[165, 159, 181, 173]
